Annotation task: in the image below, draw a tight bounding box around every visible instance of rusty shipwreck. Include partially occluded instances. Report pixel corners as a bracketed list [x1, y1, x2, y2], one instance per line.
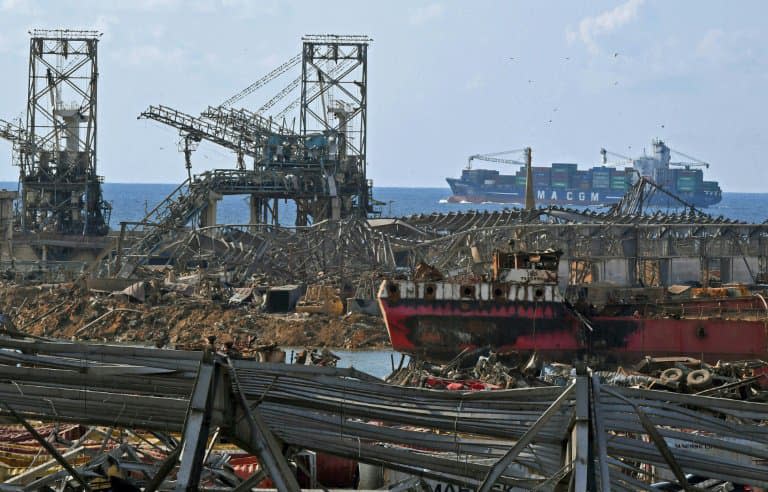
[378, 249, 768, 364]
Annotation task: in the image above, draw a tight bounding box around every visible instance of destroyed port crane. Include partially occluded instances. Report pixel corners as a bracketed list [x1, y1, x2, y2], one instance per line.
[0, 117, 46, 165]
[116, 35, 374, 277]
[218, 53, 302, 108]
[0, 30, 110, 236]
[139, 35, 372, 228]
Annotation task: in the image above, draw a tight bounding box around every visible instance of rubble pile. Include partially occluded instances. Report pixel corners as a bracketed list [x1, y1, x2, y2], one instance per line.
[390, 350, 768, 401]
[0, 281, 388, 350]
[387, 350, 550, 390]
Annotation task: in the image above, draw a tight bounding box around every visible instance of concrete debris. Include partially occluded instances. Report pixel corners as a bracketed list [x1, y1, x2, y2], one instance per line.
[0, 281, 387, 350]
[228, 286, 256, 305]
[117, 280, 146, 302]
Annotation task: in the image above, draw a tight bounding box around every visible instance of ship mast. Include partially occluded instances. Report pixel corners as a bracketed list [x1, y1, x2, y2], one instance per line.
[524, 147, 535, 210]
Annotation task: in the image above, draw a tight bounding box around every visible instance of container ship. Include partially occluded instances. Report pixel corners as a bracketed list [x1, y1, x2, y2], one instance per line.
[377, 249, 767, 365]
[446, 139, 722, 207]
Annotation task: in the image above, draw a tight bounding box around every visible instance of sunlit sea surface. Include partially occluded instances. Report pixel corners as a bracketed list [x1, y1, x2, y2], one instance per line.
[0, 182, 762, 226]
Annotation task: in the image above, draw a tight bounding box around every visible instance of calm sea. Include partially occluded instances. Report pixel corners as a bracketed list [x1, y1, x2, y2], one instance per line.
[1, 182, 763, 226]
[96, 186, 768, 226]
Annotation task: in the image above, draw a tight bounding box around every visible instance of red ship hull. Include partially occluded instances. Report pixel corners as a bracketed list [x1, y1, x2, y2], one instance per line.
[379, 298, 768, 364]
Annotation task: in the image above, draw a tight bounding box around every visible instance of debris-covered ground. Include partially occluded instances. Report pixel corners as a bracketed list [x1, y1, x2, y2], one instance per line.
[389, 349, 768, 401]
[0, 282, 389, 350]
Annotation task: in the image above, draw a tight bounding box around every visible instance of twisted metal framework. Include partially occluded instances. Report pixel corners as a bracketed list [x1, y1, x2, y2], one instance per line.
[1, 337, 767, 490]
[141, 35, 376, 229]
[109, 202, 768, 292]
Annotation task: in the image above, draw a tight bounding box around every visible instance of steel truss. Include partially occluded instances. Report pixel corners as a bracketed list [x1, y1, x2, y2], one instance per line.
[21, 29, 110, 235]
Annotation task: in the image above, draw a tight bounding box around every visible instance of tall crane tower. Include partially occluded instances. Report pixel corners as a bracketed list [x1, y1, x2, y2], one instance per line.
[298, 34, 372, 225]
[20, 29, 110, 235]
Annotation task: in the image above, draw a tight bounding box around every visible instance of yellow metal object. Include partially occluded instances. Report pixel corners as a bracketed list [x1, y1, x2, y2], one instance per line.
[296, 285, 344, 316]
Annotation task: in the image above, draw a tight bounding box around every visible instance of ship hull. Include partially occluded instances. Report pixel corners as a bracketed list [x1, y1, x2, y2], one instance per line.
[379, 298, 768, 364]
[446, 179, 722, 207]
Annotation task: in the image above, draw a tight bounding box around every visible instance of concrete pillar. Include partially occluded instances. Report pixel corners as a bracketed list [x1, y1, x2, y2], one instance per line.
[199, 192, 222, 228]
[558, 259, 569, 289]
[271, 198, 279, 225]
[590, 261, 602, 284]
[659, 258, 672, 286]
[249, 195, 260, 225]
[622, 229, 638, 286]
[625, 258, 637, 286]
[0, 191, 18, 243]
[719, 258, 732, 284]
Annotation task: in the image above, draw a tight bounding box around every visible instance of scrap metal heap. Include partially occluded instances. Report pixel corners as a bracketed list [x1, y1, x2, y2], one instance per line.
[111, 204, 768, 297]
[0, 336, 767, 489]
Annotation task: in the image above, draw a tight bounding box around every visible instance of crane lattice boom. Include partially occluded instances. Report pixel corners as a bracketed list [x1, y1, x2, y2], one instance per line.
[219, 53, 301, 108]
[467, 149, 527, 169]
[670, 147, 710, 168]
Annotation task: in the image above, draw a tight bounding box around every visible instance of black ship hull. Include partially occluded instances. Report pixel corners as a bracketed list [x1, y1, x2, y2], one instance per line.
[447, 177, 722, 208]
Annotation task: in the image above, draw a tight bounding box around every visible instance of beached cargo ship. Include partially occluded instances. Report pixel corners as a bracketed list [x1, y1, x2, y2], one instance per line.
[377, 249, 767, 365]
[447, 140, 722, 207]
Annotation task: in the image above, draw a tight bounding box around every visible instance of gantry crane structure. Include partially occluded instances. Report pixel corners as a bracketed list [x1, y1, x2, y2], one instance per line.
[140, 34, 374, 227]
[7, 30, 111, 236]
[0, 30, 114, 277]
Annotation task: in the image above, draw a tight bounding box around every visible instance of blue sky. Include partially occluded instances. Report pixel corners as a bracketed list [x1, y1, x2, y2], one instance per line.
[0, 0, 766, 190]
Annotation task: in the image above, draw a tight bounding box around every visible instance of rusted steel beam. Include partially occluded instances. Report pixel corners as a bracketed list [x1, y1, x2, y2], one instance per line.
[591, 375, 612, 492]
[144, 445, 182, 492]
[175, 358, 218, 491]
[478, 382, 575, 492]
[601, 386, 693, 492]
[226, 361, 300, 492]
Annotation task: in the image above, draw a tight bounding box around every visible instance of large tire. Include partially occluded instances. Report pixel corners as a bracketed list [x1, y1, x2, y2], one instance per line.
[687, 369, 713, 390]
[660, 367, 684, 385]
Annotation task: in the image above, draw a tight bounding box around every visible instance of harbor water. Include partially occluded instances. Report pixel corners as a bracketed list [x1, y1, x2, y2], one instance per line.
[1, 182, 763, 225]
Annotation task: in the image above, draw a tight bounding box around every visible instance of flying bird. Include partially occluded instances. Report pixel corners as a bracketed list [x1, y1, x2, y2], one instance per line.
[613, 52, 619, 57]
